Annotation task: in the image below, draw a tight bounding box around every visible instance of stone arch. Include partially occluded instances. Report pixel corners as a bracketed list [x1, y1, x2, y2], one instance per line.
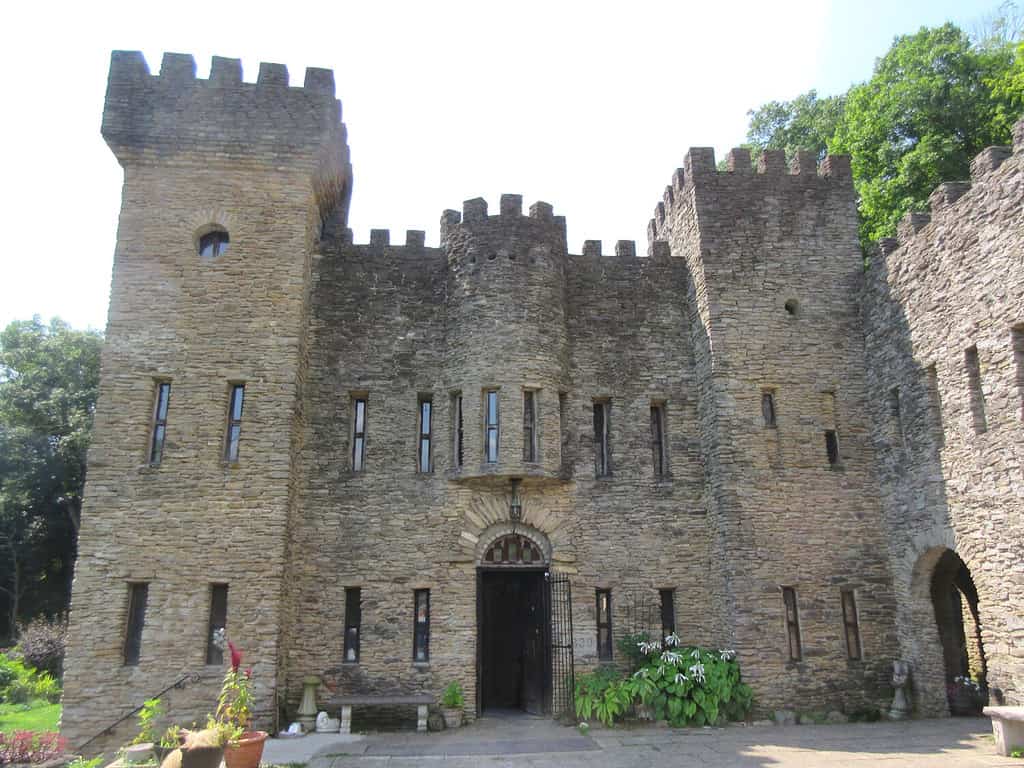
[908, 545, 988, 717]
[474, 523, 551, 567]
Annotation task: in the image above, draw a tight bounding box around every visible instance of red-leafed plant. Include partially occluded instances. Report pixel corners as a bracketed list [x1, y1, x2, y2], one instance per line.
[0, 731, 68, 764]
[215, 640, 254, 737]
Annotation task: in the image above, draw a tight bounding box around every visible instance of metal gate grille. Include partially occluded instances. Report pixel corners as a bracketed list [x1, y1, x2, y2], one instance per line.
[547, 571, 575, 720]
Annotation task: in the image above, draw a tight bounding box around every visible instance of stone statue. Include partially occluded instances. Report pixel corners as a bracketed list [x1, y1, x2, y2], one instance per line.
[315, 711, 340, 733]
[889, 659, 911, 720]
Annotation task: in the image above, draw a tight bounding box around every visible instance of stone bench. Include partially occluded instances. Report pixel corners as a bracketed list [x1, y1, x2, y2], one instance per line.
[330, 694, 435, 734]
[983, 706, 1024, 756]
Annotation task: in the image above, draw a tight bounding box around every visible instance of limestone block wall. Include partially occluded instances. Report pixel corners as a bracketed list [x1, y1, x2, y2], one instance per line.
[863, 123, 1024, 714]
[62, 51, 348, 749]
[652, 149, 900, 714]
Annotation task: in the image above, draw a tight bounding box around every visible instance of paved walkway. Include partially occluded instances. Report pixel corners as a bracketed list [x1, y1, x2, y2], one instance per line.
[262, 714, 1015, 767]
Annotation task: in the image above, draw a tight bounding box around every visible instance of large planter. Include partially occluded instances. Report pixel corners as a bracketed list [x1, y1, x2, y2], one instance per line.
[180, 745, 224, 768]
[442, 707, 463, 729]
[224, 731, 268, 768]
[124, 743, 154, 765]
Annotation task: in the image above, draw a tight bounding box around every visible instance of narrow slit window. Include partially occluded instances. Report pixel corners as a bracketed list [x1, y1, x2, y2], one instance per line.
[352, 397, 367, 471]
[344, 587, 361, 663]
[596, 589, 613, 660]
[659, 588, 676, 642]
[205, 584, 228, 665]
[782, 586, 802, 661]
[413, 589, 430, 662]
[1012, 325, 1024, 423]
[651, 403, 667, 476]
[523, 390, 538, 462]
[558, 392, 568, 470]
[124, 582, 149, 666]
[485, 390, 499, 464]
[224, 384, 245, 462]
[418, 397, 433, 473]
[149, 381, 171, 465]
[452, 393, 464, 469]
[762, 390, 777, 428]
[964, 345, 987, 433]
[593, 400, 611, 477]
[889, 386, 905, 447]
[841, 589, 862, 660]
[825, 429, 840, 467]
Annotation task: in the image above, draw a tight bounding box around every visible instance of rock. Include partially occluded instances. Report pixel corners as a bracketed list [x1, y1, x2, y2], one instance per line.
[773, 710, 796, 726]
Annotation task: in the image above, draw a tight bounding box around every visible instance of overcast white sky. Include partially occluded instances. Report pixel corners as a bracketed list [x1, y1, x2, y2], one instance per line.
[0, 0, 994, 332]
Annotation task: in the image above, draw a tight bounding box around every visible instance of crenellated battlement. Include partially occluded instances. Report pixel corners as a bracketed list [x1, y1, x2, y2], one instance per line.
[102, 51, 349, 174]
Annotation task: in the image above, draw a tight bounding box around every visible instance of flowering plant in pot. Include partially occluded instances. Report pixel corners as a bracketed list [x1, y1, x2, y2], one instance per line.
[440, 682, 464, 728]
[213, 633, 267, 768]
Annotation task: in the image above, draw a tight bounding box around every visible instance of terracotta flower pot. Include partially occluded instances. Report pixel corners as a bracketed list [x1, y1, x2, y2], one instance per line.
[180, 745, 224, 768]
[224, 731, 268, 768]
[442, 707, 462, 729]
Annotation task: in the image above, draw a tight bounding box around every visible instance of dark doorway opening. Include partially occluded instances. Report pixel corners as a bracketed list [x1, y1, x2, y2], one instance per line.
[930, 549, 987, 715]
[478, 569, 550, 715]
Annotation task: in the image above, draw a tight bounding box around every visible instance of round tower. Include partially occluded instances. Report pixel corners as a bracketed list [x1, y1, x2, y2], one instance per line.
[442, 194, 569, 482]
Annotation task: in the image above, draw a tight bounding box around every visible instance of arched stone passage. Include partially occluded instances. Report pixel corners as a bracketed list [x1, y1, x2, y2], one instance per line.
[910, 546, 988, 716]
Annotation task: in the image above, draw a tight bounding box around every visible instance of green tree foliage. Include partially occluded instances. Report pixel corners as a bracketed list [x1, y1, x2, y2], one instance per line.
[833, 23, 1019, 247]
[745, 90, 846, 162]
[0, 318, 102, 639]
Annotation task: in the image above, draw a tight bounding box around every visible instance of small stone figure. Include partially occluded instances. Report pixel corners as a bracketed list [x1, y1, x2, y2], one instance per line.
[315, 710, 341, 733]
[889, 659, 911, 720]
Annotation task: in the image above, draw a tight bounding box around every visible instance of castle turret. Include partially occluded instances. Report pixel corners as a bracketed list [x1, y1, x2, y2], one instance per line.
[62, 51, 350, 746]
[441, 195, 569, 482]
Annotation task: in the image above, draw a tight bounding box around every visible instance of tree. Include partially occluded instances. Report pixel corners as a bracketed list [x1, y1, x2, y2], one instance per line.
[831, 23, 1018, 248]
[0, 317, 102, 638]
[745, 90, 846, 162]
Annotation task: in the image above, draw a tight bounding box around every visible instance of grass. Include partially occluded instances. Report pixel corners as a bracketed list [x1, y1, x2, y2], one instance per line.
[0, 702, 61, 733]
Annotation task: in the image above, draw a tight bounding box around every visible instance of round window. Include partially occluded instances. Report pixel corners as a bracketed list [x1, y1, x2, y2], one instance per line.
[198, 229, 230, 258]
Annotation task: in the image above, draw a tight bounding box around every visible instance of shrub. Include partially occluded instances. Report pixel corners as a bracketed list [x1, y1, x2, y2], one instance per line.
[0, 655, 61, 705]
[441, 682, 464, 709]
[574, 637, 754, 728]
[15, 617, 67, 679]
[0, 731, 68, 764]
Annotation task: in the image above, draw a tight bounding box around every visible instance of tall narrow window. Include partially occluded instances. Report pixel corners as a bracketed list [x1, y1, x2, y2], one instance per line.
[344, 587, 361, 663]
[485, 390, 499, 463]
[1012, 325, 1024, 423]
[825, 429, 840, 467]
[651, 403, 667, 476]
[841, 589, 862, 660]
[352, 397, 367, 471]
[418, 397, 433, 473]
[413, 589, 430, 662]
[965, 345, 987, 433]
[889, 386, 905, 447]
[925, 364, 943, 433]
[205, 584, 228, 665]
[224, 384, 245, 462]
[523, 390, 538, 462]
[659, 589, 676, 641]
[149, 382, 171, 466]
[452, 393, 464, 469]
[593, 400, 610, 477]
[782, 587, 802, 661]
[596, 589, 612, 660]
[762, 390, 777, 428]
[124, 583, 149, 666]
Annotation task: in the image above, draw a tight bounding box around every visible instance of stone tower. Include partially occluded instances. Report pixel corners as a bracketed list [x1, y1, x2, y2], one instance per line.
[61, 51, 351, 745]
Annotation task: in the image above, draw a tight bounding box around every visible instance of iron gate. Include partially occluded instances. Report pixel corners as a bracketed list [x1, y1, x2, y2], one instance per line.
[546, 571, 575, 720]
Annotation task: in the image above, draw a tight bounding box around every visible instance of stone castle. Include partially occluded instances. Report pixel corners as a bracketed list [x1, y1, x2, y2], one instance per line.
[61, 50, 1023, 745]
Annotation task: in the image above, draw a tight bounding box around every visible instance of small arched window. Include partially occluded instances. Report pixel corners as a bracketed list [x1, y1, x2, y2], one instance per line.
[198, 229, 230, 258]
[483, 534, 543, 565]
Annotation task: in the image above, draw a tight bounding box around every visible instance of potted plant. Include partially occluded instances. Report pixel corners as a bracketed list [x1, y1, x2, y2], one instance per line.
[154, 724, 183, 764]
[216, 639, 268, 768]
[178, 721, 231, 768]
[125, 697, 163, 764]
[440, 682, 464, 729]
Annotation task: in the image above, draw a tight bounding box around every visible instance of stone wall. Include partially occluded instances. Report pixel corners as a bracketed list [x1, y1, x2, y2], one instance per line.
[862, 123, 1024, 715]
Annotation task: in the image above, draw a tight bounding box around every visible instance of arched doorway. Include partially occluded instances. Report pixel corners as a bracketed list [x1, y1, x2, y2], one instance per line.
[477, 532, 551, 716]
[929, 549, 987, 715]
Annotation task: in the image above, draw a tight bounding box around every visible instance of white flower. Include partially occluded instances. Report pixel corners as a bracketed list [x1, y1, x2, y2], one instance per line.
[661, 650, 683, 666]
[664, 633, 681, 648]
[638, 640, 662, 655]
[633, 668, 649, 679]
[690, 648, 702, 660]
[674, 672, 688, 685]
[689, 662, 706, 684]
[657, 665, 665, 678]
[719, 649, 736, 661]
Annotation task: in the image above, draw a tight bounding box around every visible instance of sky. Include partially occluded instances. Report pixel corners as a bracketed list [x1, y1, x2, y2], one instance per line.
[0, 0, 998, 332]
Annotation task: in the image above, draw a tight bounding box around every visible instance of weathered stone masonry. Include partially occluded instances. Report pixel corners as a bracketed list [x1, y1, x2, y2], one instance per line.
[61, 50, 1023, 747]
